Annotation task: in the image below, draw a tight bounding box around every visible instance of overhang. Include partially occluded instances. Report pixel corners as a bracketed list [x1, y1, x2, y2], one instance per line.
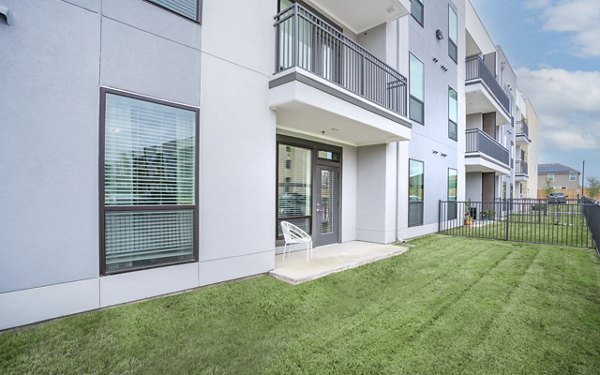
[269, 70, 411, 146]
[465, 83, 511, 125]
[307, 0, 409, 34]
[465, 154, 511, 176]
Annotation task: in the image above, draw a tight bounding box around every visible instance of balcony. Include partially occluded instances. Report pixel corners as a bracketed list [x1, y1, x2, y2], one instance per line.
[465, 128, 511, 175]
[516, 121, 531, 144]
[515, 160, 529, 181]
[465, 56, 511, 121]
[268, 3, 411, 146]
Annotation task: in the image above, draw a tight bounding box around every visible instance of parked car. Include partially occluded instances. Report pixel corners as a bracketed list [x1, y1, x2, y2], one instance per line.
[547, 192, 567, 204]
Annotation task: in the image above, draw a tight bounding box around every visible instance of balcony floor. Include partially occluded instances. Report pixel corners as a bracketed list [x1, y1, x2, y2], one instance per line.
[270, 241, 409, 285]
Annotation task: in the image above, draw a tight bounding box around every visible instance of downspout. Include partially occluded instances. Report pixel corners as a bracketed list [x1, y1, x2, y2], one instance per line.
[396, 141, 405, 243]
[395, 19, 405, 244]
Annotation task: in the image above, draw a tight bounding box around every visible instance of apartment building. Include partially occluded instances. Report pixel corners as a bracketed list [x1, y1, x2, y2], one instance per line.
[537, 163, 581, 198]
[515, 97, 539, 198]
[0, 0, 534, 330]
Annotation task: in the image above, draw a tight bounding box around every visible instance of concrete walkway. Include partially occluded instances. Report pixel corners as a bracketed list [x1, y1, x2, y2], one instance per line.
[270, 241, 409, 285]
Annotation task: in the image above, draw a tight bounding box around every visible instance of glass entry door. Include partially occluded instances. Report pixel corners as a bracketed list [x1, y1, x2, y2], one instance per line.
[315, 165, 339, 246]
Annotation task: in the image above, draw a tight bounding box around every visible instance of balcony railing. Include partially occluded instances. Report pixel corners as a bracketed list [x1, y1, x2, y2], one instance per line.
[274, 4, 407, 116]
[465, 128, 510, 166]
[516, 121, 530, 138]
[465, 56, 510, 115]
[516, 160, 529, 175]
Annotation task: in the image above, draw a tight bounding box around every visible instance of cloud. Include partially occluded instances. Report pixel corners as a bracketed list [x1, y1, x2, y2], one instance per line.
[516, 67, 600, 151]
[525, 0, 552, 10]
[528, 0, 600, 57]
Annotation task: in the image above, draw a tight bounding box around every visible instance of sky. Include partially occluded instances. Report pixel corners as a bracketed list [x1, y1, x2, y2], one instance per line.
[470, 0, 600, 185]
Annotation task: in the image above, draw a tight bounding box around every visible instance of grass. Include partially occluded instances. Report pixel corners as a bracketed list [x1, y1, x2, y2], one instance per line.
[1, 235, 600, 374]
[444, 205, 594, 248]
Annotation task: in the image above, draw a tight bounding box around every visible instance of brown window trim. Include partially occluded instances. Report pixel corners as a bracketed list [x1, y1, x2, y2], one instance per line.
[98, 87, 200, 276]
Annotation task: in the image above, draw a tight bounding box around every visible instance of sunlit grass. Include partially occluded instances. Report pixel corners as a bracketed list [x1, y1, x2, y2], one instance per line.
[1, 235, 599, 374]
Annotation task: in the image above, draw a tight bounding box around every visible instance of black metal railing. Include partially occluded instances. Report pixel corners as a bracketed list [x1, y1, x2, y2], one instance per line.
[274, 4, 407, 116]
[516, 121, 530, 138]
[438, 199, 595, 249]
[516, 160, 528, 175]
[465, 128, 510, 166]
[465, 56, 510, 114]
[582, 197, 600, 255]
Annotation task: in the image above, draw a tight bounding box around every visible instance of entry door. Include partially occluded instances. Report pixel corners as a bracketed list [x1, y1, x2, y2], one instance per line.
[314, 165, 339, 246]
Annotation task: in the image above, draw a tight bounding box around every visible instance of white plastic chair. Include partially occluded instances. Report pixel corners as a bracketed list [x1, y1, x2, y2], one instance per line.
[280, 221, 313, 262]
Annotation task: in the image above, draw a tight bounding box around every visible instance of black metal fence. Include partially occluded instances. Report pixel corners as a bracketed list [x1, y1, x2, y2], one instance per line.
[438, 199, 596, 249]
[581, 198, 600, 256]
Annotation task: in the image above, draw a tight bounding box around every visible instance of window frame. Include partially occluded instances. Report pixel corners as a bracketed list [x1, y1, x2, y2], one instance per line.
[569, 173, 577, 181]
[448, 86, 458, 141]
[448, 4, 458, 63]
[547, 173, 555, 182]
[99, 87, 200, 276]
[275, 135, 342, 244]
[408, 159, 425, 227]
[411, 0, 424, 27]
[448, 168, 458, 220]
[144, 0, 202, 23]
[409, 53, 425, 125]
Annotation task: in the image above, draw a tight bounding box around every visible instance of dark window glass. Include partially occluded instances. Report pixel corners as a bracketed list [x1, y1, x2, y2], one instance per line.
[448, 169, 458, 220]
[448, 6, 458, 62]
[411, 0, 424, 26]
[448, 87, 458, 141]
[409, 53, 425, 124]
[409, 159, 424, 227]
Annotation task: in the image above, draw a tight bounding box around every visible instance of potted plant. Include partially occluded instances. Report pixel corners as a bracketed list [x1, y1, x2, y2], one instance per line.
[481, 209, 495, 220]
[464, 209, 473, 226]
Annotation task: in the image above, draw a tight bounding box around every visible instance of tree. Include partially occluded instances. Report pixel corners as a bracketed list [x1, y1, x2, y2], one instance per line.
[543, 178, 554, 196]
[587, 177, 600, 199]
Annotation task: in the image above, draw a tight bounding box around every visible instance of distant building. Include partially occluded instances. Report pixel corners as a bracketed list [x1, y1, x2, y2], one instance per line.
[537, 163, 581, 198]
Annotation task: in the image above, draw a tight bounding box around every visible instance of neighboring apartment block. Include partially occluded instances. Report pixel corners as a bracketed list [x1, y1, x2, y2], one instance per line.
[0, 0, 537, 329]
[537, 163, 581, 198]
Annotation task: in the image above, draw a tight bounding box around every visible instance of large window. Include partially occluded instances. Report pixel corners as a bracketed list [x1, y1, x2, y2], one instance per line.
[146, 0, 201, 22]
[448, 6, 458, 63]
[547, 173, 555, 182]
[409, 54, 425, 124]
[448, 169, 458, 220]
[100, 89, 198, 274]
[448, 87, 458, 141]
[277, 144, 312, 238]
[569, 173, 577, 181]
[411, 0, 424, 26]
[409, 159, 424, 227]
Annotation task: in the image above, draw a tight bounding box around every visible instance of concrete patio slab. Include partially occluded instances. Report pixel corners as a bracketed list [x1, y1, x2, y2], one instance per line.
[270, 241, 409, 285]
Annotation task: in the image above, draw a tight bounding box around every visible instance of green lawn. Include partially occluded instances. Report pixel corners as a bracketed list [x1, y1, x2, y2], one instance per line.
[444, 206, 594, 248]
[1, 235, 600, 374]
